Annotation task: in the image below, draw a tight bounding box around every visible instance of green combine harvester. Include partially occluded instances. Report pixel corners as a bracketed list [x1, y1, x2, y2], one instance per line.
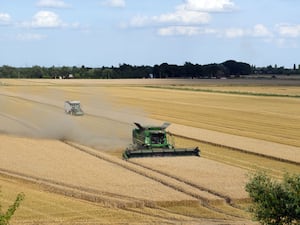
[123, 122, 200, 159]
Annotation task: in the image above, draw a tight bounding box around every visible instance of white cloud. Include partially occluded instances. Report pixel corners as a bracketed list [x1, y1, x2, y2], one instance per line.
[126, 0, 236, 34]
[158, 26, 200, 36]
[125, 0, 277, 40]
[128, 4, 210, 28]
[22, 11, 65, 28]
[224, 28, 245, 38]
[275, 38, 298, 48]
[252, 24, 272, 37]
[158, 26, 217, 36]
[101, 0, 125, 8]
[0, 13, 11, 25]
[276, 24, 300, 38]
[33, 11, 64, 28]
[37, 0, 71, 8]
[128, 15, 149, 27]
[182, 0, 236, 12]
[223, 25, 273, 39]
[16, 33, 46, 41]
[153, 8, 210, 25]
[20, 10, 81, 29]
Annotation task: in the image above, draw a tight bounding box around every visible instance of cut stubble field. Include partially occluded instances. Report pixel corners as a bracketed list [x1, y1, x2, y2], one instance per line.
[1, 78, 299, 225]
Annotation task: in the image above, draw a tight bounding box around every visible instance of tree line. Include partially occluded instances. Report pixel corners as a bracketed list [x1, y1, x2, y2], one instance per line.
[0, 60, 299, 79]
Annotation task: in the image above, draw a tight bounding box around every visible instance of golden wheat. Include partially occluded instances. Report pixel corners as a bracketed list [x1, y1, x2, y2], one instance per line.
[103, 85, 300, 147]
[0, 78, 295, 225]
[131, 157, 248, 201]
[0, 135, 196, 203]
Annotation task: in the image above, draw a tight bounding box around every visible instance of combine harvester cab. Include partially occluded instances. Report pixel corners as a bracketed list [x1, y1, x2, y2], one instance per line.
[123, 122, 200, 159]
[64, 100, 84, 116]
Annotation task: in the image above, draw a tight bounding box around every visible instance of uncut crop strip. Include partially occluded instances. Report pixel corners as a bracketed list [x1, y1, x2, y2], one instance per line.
[168, 124, 300, 165]
[174, 133, 300, 166]
[197, 141, 300, 178]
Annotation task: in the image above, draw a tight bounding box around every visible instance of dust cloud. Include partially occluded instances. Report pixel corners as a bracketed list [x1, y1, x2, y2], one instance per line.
[0, 87, 153, 150]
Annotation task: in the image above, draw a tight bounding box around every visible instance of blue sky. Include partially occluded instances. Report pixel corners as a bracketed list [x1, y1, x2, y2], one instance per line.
[0, 0, 299, 68]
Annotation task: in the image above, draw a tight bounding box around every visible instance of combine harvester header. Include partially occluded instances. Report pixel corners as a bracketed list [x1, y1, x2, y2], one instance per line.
[123, 122, 200, 159]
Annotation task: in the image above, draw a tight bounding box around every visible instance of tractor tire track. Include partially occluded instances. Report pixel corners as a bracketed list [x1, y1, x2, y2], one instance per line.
[0, 167, 149, 208]
[64, 141, 245, 219]
[0, 169, 201, 224]
[128, 160, 235, 204]
[0, 112, 41, 133]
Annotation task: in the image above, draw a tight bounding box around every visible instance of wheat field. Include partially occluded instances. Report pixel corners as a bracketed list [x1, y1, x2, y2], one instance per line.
[0, 135, 198, 203]
[131, 157, 249, 201]
[1, 78, 299, 225]
[103, 85, 300, 147]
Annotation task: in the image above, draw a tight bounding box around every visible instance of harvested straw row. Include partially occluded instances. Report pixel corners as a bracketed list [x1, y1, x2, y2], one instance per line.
[130, 157, 249, 201]
[128, 160, 234, 204]
[67, 142, 224, 204]
[0, 168, 142, 208]
[0, 135, 198, 204]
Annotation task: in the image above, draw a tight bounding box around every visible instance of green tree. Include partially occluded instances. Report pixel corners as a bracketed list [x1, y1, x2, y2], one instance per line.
[0, 66, 18, 78]
[102, 68, 113, 79]
[0, 191, 25, 225]
[245, 171, 300, 225]
[31, 66, 43, 78]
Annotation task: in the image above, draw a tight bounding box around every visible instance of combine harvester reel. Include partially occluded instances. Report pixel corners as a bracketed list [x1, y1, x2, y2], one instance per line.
[123, 122, 200, 159]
